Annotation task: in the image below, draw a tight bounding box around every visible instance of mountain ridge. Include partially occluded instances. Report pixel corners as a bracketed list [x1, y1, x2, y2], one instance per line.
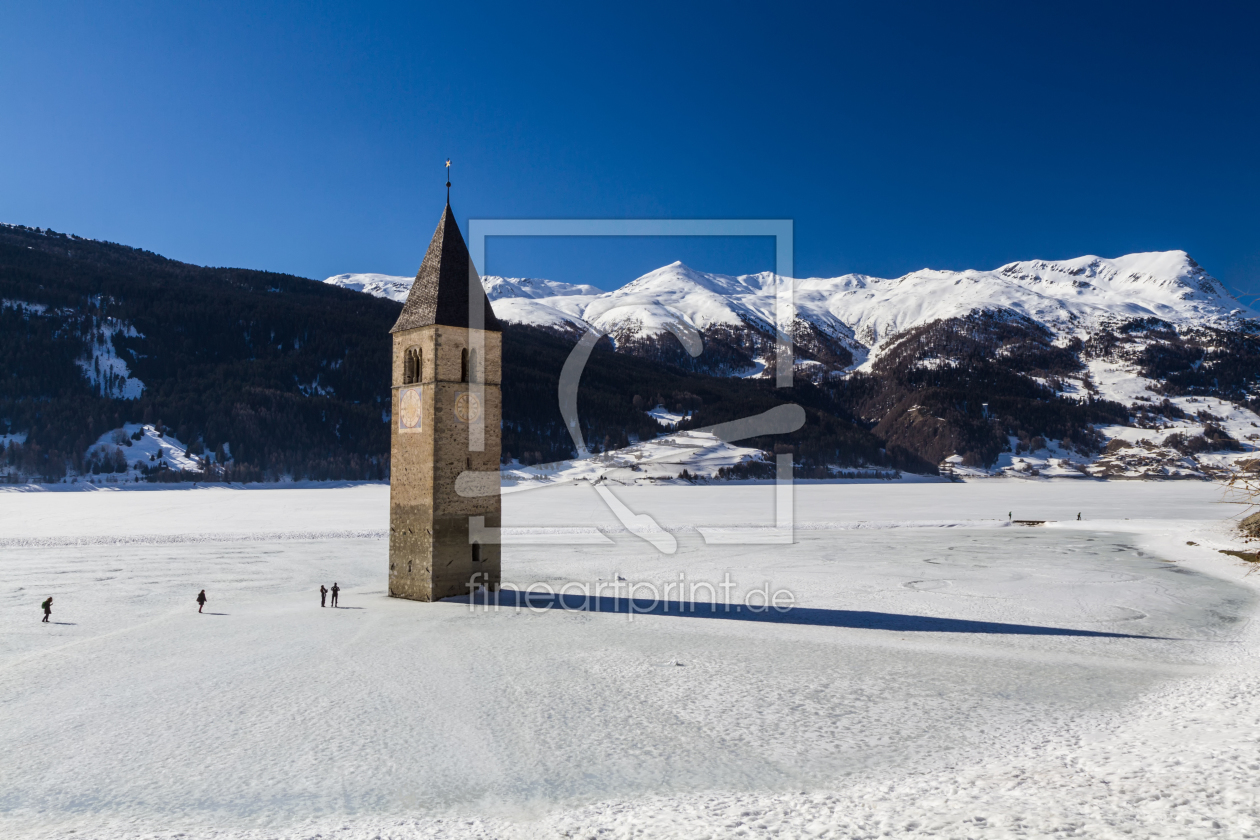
[328, 250, 1260, 480]
[328, 250, 1256, 372]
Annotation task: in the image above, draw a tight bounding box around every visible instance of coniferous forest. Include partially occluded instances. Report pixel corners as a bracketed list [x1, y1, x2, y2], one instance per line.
[1, 224, 397, 481]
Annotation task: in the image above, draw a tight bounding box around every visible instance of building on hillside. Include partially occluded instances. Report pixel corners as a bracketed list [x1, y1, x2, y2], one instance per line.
[388, 200, 502, 601]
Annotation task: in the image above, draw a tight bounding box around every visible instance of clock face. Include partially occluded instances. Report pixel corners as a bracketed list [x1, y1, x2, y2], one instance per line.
[398, 387, 423, 432]
[453, 391, 482, 424]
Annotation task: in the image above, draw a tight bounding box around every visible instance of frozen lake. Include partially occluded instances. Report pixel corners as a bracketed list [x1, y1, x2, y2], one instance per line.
[1, 481, 1257, 839]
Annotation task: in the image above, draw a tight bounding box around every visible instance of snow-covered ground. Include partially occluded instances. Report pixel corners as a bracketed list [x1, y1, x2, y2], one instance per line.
[73, 423, 205, 485]
[937, 358, 1260, 480]
[645, 405, 692, 428]
[500, 429, 763, 489]
[0, 431, 28, 448]
[1076, 361, 1257, 479]
[2, 481, 1258, 838]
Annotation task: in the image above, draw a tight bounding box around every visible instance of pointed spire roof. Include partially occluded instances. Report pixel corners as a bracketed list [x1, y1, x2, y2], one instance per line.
[392, 203, 501, 333]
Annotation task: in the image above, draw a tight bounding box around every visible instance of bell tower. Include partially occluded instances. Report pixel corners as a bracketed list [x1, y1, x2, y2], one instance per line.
[388, 198, 502, 601]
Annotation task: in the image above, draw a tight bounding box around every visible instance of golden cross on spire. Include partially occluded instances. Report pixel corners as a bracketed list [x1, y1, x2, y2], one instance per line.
[445, 159, 451, 201]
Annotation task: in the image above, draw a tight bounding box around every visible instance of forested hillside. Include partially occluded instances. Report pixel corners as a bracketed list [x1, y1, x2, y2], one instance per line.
[0, 224, 894, 482]
[0, 223, 400, 481]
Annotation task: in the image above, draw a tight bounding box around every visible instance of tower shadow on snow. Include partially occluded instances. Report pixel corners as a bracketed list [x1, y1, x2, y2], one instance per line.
[449, 591, 1173, 640]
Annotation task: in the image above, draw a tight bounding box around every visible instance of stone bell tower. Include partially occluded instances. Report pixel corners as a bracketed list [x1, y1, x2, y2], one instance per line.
[388, 199, 502, 601]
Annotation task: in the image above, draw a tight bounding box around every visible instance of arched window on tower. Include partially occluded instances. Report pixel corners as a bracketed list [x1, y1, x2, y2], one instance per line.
[460, 348, 469, 382]
[403, 346, 422, 384]
[471, 541, 482, 564]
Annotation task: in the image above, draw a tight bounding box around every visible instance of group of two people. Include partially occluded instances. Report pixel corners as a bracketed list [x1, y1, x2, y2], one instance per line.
[320, 583, 340, 608]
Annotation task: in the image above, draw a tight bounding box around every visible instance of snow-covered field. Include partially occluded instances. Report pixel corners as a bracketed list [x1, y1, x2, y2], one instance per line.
[2, 481, 1258, 839]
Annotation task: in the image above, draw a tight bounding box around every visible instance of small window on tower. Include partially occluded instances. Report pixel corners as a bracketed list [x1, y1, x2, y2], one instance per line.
[471, 541, 482, 563]
[404, 346, 422, 384]
[460, 348, 469, 382]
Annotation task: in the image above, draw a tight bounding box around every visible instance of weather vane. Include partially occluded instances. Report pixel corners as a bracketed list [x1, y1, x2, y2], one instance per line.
[446, 159, 451, 201]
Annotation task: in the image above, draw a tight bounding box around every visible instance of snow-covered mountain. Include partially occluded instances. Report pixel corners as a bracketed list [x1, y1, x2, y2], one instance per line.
[481, 276, 602, 300]
[329, 250, 1256, 371]
[323, 273, 415, 303]
[808, 251, 1251, 353]
[329, 251, 1260, 479]
[480, 276, 601, 334]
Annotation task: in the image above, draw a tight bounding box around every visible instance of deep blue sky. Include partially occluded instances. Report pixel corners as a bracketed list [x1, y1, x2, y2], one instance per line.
[2, 1, 1258, 298]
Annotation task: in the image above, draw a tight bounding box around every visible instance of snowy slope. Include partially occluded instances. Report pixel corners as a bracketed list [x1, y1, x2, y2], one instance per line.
[78, 424, 206, 485]
[583, 262, 776, 334]
[77, 316, 146, 399]
[481, 275, 602, 300]
[480, 277, 602, 331]
[323, 273, 414, 303]
[323, 273, 602, 325]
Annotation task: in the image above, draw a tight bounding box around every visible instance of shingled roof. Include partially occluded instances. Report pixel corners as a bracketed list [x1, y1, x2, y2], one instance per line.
[391, 203, 501, 333]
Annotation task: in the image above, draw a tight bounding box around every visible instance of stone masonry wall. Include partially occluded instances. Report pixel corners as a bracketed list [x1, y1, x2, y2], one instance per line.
[389, 325, 502, 601]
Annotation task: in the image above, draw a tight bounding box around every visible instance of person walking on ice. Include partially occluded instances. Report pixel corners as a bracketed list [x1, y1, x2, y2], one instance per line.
[330, 582, 339, 608]
[196, 589, 207, 613]
[320, 584, 328, 608]
[41, 596, 52, 623]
